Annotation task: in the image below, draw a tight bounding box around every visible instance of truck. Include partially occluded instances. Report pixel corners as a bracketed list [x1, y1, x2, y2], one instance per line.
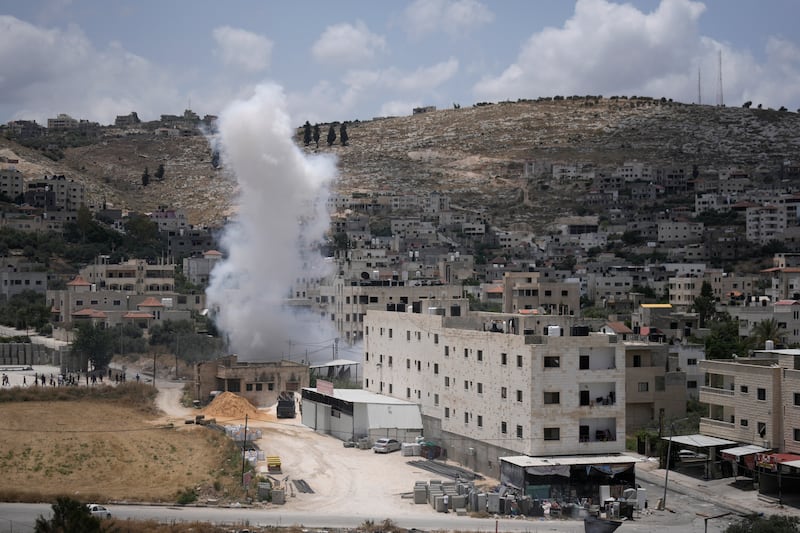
[276, 391, 296, 418]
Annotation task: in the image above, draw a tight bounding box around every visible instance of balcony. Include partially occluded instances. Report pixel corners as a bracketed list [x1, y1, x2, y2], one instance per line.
[699, 386, 734, 397]
[699, 417, 734, 429]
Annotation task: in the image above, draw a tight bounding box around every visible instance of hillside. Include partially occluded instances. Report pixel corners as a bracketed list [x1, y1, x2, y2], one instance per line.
[5, 97, 800, 230]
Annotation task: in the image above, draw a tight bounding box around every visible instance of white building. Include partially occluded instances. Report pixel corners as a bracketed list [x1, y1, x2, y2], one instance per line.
[746, 205, 787, 245]
[362, 308, 626, 479]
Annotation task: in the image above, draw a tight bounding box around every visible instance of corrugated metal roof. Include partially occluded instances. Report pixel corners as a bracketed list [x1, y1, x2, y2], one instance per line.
[309, 359, 360, 369]
[500, 454, 641, 467]
[303, 387, 416, 405]
[721, 445, 769, 458]
[662, 434, 737, 448]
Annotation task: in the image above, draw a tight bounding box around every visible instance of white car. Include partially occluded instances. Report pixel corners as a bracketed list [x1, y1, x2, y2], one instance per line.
[86, 504, 111, 519]
[372, 437, 401, 453]
[678, 449, 707, 460]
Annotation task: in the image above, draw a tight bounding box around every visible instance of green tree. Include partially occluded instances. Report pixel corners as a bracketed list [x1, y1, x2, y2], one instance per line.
[303, 121, 312, 146]
[327, 124, 336, 146]
[313, 123, 320, 148]
[76, 205, 93, 243]
[751, 318, 786, 349]
[35, 496, 102, 533]
[692, 281, 716, 328]
[72, 322, 115, 370]
[154, 163, 165, 181]
[724, 513, 800, 533]
[141, 167, 150, 187]
[704, 313, 753, 359]
[0, 290, 50, 332]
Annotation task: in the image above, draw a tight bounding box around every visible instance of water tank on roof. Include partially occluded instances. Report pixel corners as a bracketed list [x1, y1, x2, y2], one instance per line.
[766, 340, 775, 350]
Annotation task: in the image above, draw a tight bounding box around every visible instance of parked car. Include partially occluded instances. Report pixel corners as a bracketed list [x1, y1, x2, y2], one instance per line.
[678, 449, 707, 460]
[86, 504, 111, 518]
[372, 437, 401, 453]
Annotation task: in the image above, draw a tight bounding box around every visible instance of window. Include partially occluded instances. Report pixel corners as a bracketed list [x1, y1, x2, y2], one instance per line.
[633, 355, 642, 367]
[544, 427, 560, 441]
[579, 355, 589, 370]
[516, 425, 523, 439]
[638, 382, 649, 392]
[544, 391, 560, 404]
[477, 350, 483, 361]
[444, 376, 450, 387]
[388, 384, 392, 393]
[445, 346, 449, 357]
[501, 387, 507, 399]
[444, 407, 450, 418]
[757, 388, 766, 401]
[388, 328, 392, 338]
[464, 380, 469, 390]
[516, 355, 523, 368]
[246, 383, 253, 391]
[388, 356, 393, 367]
[268, 383, 275, 391]
[434, 363, 438, 374]
[740, 418, 749, 427]
[477, 415, 483, 427]
[406, 388, 411, 398]
[580, 390, 591, 406]
[758, 422, 767, 437]
[516, 390, 523, 402]
[544, 357, 560, 368]
[477, 383, 483, 394]
[501, 352, 507, 365]
[501, 421, 507, 434]
[464, 348, 469, 358]
[464, 412, 469, 424]
[407, 331, 411, 341]
[795, 393, 800, 406]
[741, 385, 749, 393]
[434, 393, 439, 406]
[687, 358, 698, 365]
[687, 380, 697, 389]
[434, 334, 439, 344]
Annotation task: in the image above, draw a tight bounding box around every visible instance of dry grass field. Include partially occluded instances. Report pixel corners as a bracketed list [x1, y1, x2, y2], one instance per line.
[0, 383, 243, 503]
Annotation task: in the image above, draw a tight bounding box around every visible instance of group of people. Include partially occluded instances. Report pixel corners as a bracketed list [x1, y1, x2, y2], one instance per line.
[0, 369, 130, 387]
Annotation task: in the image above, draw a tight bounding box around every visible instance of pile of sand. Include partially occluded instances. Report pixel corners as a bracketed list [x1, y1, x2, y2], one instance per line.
[202, 392, 259, 419]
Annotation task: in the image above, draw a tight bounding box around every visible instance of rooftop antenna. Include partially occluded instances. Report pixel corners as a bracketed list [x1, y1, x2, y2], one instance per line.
[717, 50, 724, 107]
[697, 67, 701, 105]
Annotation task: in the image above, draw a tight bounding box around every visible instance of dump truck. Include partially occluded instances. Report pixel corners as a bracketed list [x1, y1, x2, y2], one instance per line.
[276, 391, 296, 418]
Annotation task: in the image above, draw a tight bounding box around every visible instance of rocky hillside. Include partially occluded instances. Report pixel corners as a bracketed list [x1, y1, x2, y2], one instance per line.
[4, 97, 800, 230]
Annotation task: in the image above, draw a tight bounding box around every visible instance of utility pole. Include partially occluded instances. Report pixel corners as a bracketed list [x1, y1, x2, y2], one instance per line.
[175, 334, 179, 379]
[241, 414, 249, 489]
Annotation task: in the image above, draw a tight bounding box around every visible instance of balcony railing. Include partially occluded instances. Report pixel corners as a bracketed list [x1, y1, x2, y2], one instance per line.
[700, 417, 735, 429]
[700, 386, 734, 396]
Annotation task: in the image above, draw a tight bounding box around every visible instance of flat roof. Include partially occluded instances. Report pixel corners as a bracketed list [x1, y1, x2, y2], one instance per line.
[303, 387, 416, 405]
[721, 445, 770, 458]
[500, 454, 641, 468]
[662, 434, 737, 448]
[309, 359, 360, 369]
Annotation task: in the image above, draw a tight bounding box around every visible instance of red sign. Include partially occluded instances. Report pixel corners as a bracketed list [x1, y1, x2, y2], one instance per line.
[317, 379, 334, 395]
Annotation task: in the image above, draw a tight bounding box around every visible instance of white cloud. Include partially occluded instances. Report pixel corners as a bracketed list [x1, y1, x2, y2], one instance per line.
[0, 15, 181, 124]
[472, 0, 800, 110]
[405, 0, 493, 38]
[311, 21, 386, 67]
[342, 58, 459, 93]
[212, 26, 273, 73]
[379, 100, 422, 117]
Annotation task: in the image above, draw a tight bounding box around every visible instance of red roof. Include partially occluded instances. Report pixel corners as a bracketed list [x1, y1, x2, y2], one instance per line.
[606, 321, 633, 334]
[204, 250, 222, 256]
[138, 296, 164, 308]
[124, 311, 154, 319]
[67, 275, 91, 286]
[775, 300, 799, 306]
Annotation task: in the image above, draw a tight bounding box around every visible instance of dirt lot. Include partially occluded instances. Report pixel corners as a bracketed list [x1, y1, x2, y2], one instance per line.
[0, 388, 241, 502]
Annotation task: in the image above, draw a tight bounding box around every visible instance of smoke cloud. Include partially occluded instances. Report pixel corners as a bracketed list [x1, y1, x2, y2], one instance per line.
[206, 83, 337, 361]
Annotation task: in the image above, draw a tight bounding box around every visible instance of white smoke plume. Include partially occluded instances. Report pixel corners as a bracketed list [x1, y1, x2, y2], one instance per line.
[206, 83, 337, 361]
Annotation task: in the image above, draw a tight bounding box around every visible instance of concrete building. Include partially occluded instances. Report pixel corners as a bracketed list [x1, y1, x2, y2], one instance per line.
[746, 205, 787, 245]
[0, 256, 47, 301]
[0, 169, 24, 200]
[625, 342, 687, 429]
[501, 271, 580, 315]
[79, 256, 175, 293]
[195, 354, 309, 408]
[362, 308, 627, 479]
[183, 250, 223, 287]
[24, 175, 86, 212]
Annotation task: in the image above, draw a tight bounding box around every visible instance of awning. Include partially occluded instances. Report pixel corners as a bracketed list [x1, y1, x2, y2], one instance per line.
[722, 445, 769, 459]
[662, 434, 737, 448]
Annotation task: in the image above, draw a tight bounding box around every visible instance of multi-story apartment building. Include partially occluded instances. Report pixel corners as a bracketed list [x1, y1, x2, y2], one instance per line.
[657, 221, 704, 244]
[24, 175, 86, 212]
[501, 271, 580, 315]
[0, 256, 48, 301]
[0, 169, 24, 200]
[362, 308, 626, 479]
[183, 250, 222, 287]
[79, 256, 175, 294]
[625, 342, 686, 429]
[699, 351, 793, 452]
[47, 113, 78, 130]
[746, 205, 787, 245]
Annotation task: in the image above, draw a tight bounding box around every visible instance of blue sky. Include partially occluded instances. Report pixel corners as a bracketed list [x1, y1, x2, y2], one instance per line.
[2, 0, 799, 126]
